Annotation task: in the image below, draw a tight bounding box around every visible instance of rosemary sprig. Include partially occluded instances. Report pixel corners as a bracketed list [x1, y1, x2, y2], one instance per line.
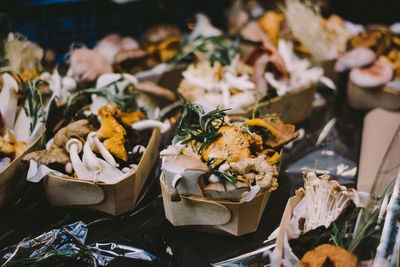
[66, 77, 137, 112]
[22, 77, 47, 135]
[208, 159, 239, 187]
[175, 101, 228, 154]
[171, 35, 238, 66]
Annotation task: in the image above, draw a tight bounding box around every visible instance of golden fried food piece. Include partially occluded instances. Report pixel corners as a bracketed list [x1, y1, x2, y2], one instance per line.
[120, 111, 146, 125]
[246, 116, 298, 148]
[299, 244, 357, 267]
[103, 137, 127, 161]
[258, 11, 285, 45]
[201, 125, 251, 164]
[97, 116, 127, 161]
[0, 136, 16, 156]
[245, 132, 263, 153]
[98, 103, 121, 118]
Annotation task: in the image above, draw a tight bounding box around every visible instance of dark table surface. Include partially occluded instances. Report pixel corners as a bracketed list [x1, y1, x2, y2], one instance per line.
[0, 86, 367, 267]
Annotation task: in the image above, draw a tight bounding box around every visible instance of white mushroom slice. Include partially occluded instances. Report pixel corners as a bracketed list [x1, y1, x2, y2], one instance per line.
[350, 59, 393, 88]
[131, 119, 171, 133]
[65, 138, 94, 180]
[88, 132, 118, 168]
[334, 47, 376, 72]
[224, 72, 255, 91]
[189, 13, 222, 41]
[0, 73, 19, 130]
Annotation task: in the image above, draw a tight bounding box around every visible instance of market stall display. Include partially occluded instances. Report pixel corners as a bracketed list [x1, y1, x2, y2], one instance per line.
[0, 1, 399, 266]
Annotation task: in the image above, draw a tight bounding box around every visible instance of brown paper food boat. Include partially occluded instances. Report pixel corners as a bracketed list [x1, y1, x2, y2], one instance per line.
[0, 136, 42, 210]
[347, 79, 400, 110]
[231, 85, 316, 124]
[160, 173, 271, 236]
[43, 128, 160, 216]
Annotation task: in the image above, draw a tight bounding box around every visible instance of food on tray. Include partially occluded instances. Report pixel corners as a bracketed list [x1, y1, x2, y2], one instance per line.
[160, 101, 298, 202]
[0, 71, 53, 173]
[272, 171, 400, 266]
[24, 73, 173, 184]
[299, 244, 358, 267]
[335, 28, 400, 89]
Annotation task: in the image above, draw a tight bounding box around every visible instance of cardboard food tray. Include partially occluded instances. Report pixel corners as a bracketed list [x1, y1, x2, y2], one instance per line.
[347, 80, 400, 110]
[231, 85, 316, 124]
[0, 136, 42, 210]
[43, 128, 160, 216]
[160, 173, 271, 236]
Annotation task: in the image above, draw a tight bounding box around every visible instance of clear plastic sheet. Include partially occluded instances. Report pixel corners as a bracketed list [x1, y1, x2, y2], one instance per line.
[0, 221, 156, 266]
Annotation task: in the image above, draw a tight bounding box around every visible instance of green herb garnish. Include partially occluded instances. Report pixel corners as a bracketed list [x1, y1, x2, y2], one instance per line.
[22, 77, 46, 135]
[208, 159, 239, 187]
[175, 101, 228, 154]
[171, 35, 238, 66]
[66, 77, 137, 112]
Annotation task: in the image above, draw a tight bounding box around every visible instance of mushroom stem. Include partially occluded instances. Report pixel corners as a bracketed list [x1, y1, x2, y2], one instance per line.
[65, 138, 94, 180]
[131, 119, 171, 133]
[88, 132, 118, 168]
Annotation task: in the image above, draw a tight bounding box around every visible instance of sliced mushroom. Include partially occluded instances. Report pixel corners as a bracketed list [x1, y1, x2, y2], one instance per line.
[162, 155, 210, 198]
[23, 144, 70, 165]
[334, 47, 376, 72]
[70, 48, 113, 83]
[54, 120, 95, 148]
[136, 81, 176, 102]
[349, 58, 393, 88]
[203, 181, 250, 201]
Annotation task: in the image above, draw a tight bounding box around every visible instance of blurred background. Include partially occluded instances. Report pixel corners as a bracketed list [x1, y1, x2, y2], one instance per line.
[1, 0, 399, 62]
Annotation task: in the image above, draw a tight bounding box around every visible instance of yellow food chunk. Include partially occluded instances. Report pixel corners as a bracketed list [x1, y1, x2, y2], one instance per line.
[201, 125, 251, 164]
[97, 115, 127, 161]
[120, 111, 146, 125]
[103, 137, 128, 161]
[299, 244, 357, 267]
[258, 11, 285, 44]
[0, 136, 16, 156]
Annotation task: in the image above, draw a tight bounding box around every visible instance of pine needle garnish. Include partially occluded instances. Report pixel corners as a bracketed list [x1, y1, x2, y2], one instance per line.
[208, 158, 239, 187]
[66, 77, 137, 112]
[21, 77, 47, 135]
[171, 35, 238, 66]
[175, 101, 229, 154]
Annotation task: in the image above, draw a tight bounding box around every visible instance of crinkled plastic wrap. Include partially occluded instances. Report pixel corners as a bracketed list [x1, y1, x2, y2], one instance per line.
[0, 221, 156, 266]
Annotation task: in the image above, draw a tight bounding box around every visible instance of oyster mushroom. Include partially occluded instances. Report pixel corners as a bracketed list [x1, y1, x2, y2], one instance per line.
[349, 58, 393, 88]
[23, 144, 70, 165]
[70, 47, 113, 83]
[189, 13, 222, 41]
[203, 181, 250, 201]
[334, 47, 376, 72]
[135, 81, 176, 102]
[229, 156, 278, 190]
[54, 120, 95, 148]
[0, 73, 19, 130]
[162, 154, 210, 199]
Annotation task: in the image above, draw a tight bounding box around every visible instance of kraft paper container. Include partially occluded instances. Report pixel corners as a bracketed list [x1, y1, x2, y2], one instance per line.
[347, 80, 400, 110]
[160, 173, 271, 236]
[357, 108, 400, 195]
[232, 85, 316, 124]
[0, 136, 42, 210]
[275, 195, 303, 254]
[43, 128, 160, 216]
